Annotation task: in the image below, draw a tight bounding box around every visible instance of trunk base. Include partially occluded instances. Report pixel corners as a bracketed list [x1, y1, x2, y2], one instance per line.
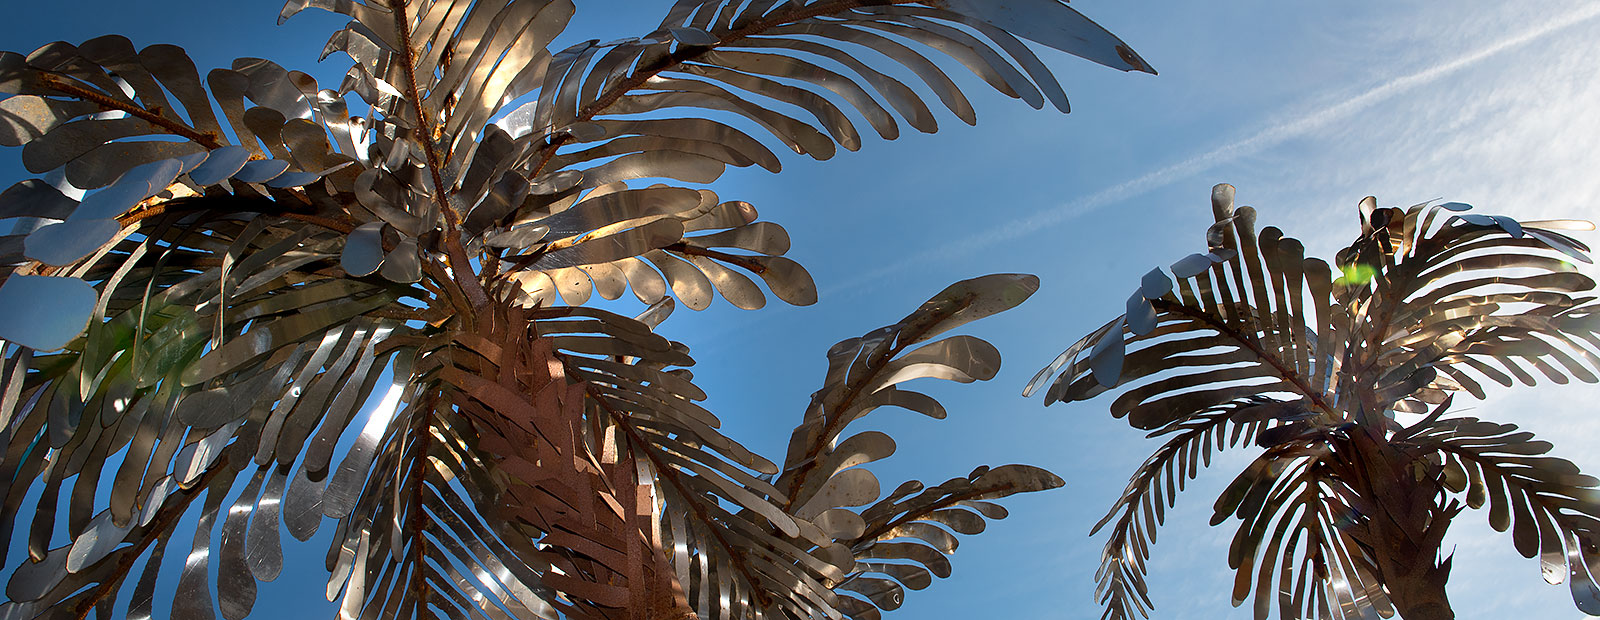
[1342, 431, 1458, 620]
[1397, 601, 1453, 620]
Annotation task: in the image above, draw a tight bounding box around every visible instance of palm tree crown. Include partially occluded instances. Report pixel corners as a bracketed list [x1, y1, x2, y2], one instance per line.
[1029, 184, 1600, 620]
[0, 1, 1150, 619]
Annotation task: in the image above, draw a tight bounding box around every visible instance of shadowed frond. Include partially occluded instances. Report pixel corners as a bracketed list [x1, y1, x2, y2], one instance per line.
[1030, 185, 1600, 430]
[1090, 401, 1267, 620]
[1214, 440, 1401, 620]
[1406, 416, 1600, 614]
[544, 304, 840, 619]
[0, 206, 417, 619]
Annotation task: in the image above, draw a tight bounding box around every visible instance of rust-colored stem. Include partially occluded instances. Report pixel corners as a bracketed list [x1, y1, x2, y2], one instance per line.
[387, 0, 491, 312]
[402, 396, 436, 612]
[850, 485, 1009, 549]
[664, 242, 767, 274]
[1151, 298, 1339, 418]
[778, 297, 964, 510]
[39, 74, 224, 150]
[117, 202, 355, 234]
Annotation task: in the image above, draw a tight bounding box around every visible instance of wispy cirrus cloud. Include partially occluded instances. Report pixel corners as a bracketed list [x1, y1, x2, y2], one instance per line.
[824, 3, 1600, 299]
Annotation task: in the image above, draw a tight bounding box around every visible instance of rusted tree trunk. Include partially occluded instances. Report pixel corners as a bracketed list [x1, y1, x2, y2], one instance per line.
[445, 303, 693, 619]
[1341, 431, 1458, 620]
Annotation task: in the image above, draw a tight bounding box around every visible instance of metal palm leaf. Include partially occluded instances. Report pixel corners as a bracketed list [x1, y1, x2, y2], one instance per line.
[0, 1, 1149, 618]
[1028, 184, 1600, 620]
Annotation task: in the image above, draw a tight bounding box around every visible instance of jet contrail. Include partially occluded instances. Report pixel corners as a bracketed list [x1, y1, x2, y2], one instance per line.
[824, 3, 1600, 299]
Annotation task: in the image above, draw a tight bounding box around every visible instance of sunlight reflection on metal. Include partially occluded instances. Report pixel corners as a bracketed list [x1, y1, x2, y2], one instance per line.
[0, 1, 1158, 617]
[357, 384, 403, 452]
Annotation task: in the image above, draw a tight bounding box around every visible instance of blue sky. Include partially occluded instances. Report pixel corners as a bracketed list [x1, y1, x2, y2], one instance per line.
[5, 2, 1600, 619]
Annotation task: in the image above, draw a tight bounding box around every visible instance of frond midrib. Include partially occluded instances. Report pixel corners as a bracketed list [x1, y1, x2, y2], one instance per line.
[1151, 298, 1335, 418]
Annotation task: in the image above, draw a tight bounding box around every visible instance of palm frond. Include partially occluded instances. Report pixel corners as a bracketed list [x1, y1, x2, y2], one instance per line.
[1091, 400, 1269, 620]
[1214, 443, 1395, 620]
[766, 273, 1061, 618]
[1026, 184, 1337, 430]
[487, 183, 814, 311]
[0, 37, 342, 184]
[543, 305, 839, 619]
[836, 464, 1060, 619]
[1030, 184, 1600, 429]
[1407, 416, 1600, 613]
[497, 0, 1152, 172]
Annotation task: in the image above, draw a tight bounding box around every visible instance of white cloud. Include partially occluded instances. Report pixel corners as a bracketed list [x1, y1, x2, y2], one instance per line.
[826, 3, 1600, 299]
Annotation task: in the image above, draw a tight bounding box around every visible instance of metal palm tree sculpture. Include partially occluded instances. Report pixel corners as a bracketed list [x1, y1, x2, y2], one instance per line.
[1028, 184, 1600, 620]
[0, 1, 1153, 619]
